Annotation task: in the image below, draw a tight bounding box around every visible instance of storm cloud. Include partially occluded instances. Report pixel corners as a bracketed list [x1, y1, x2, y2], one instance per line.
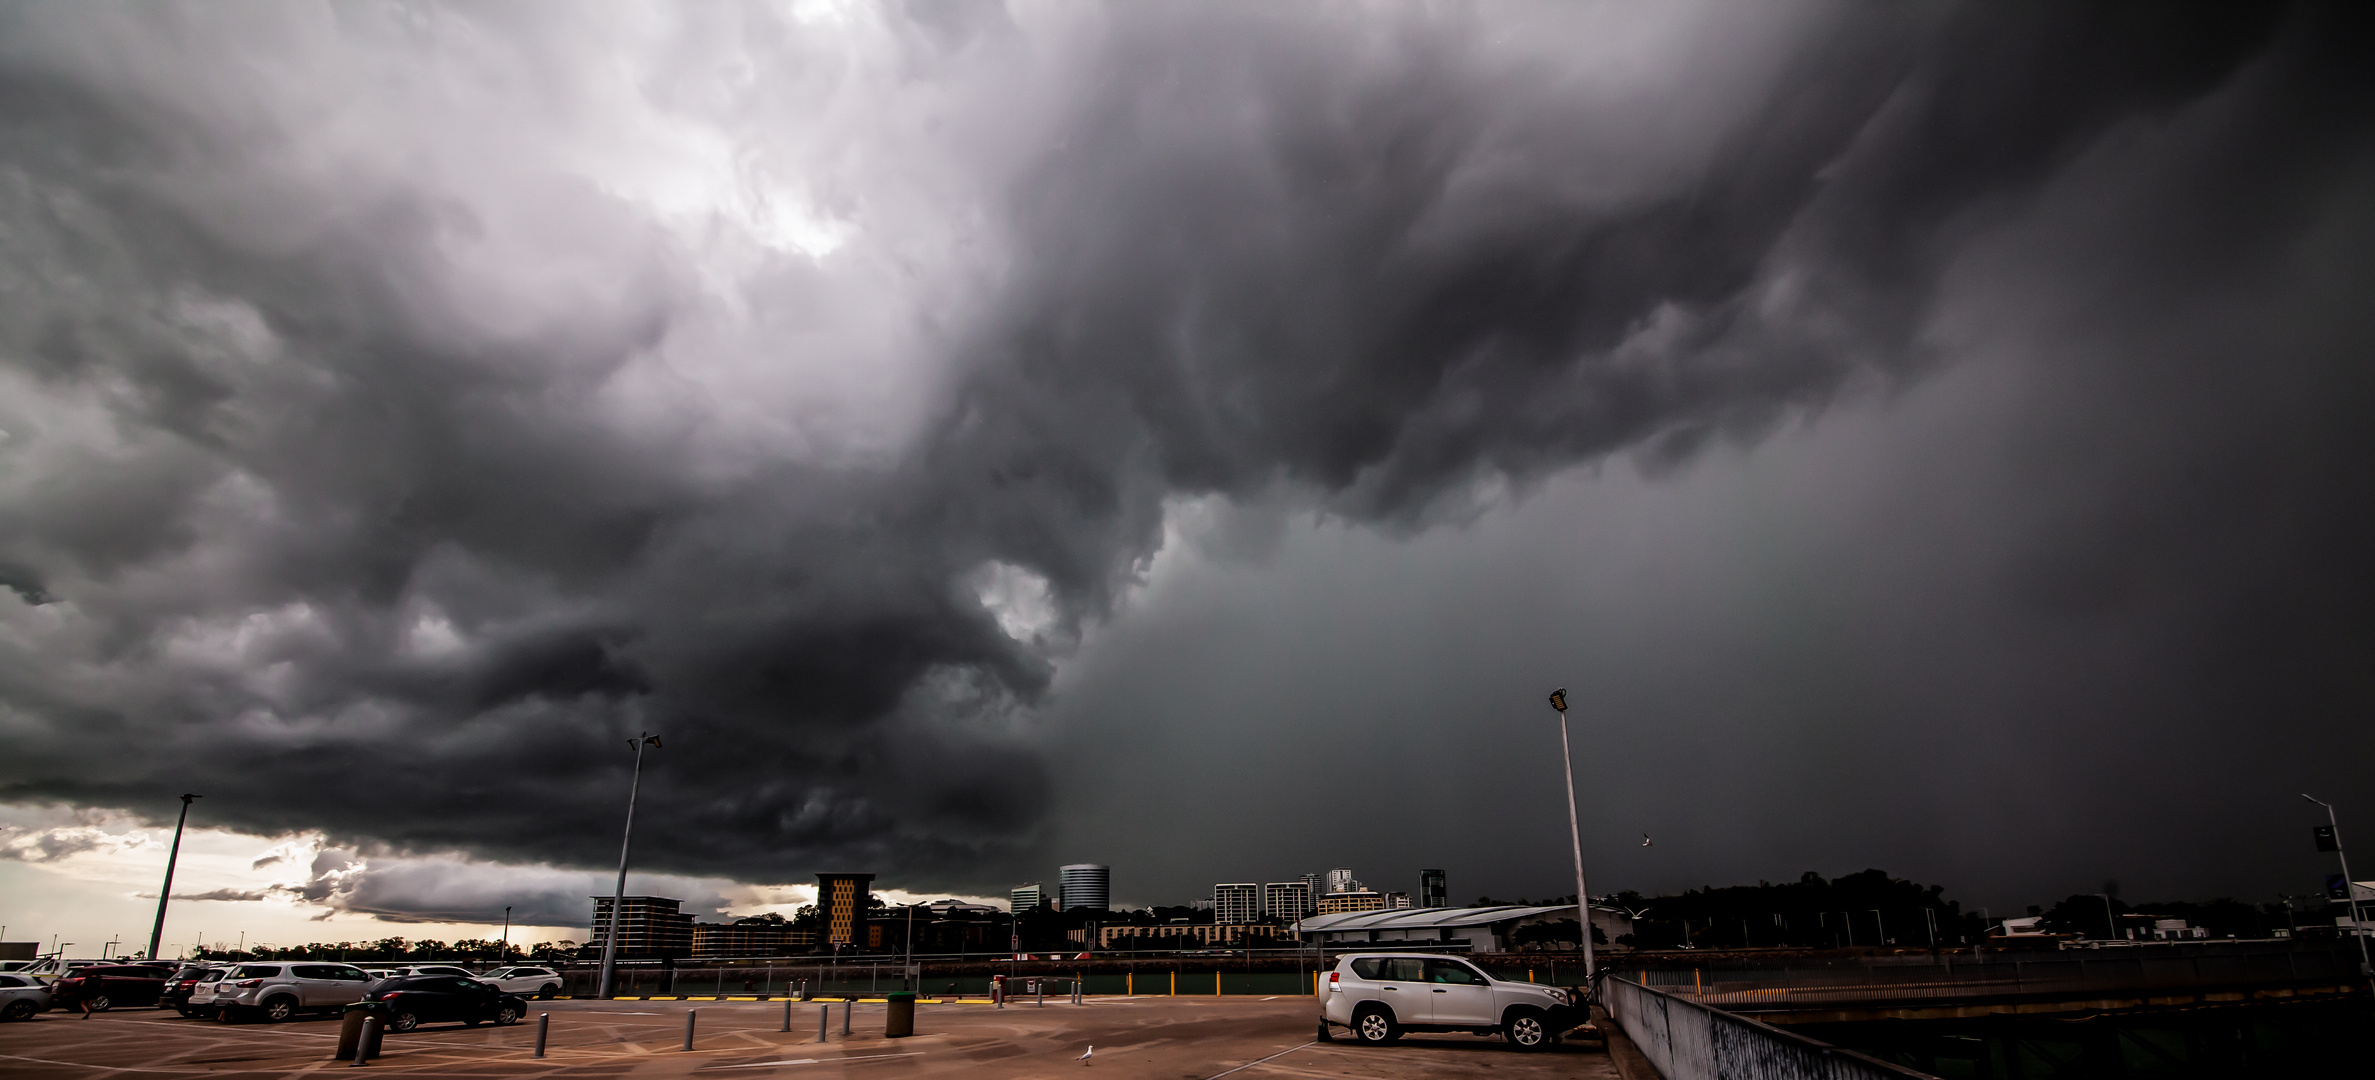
[0, 1, 2368, 914]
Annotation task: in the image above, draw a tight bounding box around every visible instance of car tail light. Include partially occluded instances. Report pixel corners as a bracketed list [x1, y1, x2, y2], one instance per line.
[235, 979, 263, 988]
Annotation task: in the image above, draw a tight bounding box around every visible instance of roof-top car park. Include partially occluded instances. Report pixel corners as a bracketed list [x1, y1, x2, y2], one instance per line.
[1319, 952, 1585, 1051]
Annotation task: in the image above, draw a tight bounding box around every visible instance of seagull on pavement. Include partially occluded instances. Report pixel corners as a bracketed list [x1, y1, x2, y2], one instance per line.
[1079, 1045, 1094, 1061]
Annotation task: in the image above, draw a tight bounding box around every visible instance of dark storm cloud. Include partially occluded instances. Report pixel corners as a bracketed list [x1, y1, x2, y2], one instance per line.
[0, 0, 2352, 916]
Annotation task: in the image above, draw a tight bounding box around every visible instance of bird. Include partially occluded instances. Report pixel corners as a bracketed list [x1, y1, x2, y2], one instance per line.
[1641, 834, 1653, 847]
[1078, 1045, 1094, 1062]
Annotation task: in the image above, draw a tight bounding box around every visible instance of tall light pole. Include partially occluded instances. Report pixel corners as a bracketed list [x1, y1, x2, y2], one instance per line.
[2303, 793, 2374, 994]
[1547, 689, 1595, 978]
[597, 732, 662, 1000]
[146, 794, 200, 962]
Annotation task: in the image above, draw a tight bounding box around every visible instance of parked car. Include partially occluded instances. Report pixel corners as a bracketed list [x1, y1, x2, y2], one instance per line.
[1318, 953, 1582, 1051]
[479, 966, 565, 999]
[0, 973, 54, 1020]
[208, 963, 374, 1022]
[162, 965, 229, 1018]
[50, 964, 172, 1012]
[368, 975, 526, 1032]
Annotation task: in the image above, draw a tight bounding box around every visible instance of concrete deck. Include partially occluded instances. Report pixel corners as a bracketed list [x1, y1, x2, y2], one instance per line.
[0, 996, 1620, 1079]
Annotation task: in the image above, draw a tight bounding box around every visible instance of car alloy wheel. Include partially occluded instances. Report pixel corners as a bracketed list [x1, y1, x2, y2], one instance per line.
[88, 994, 113, 1012]
[1505, 1009, 1549, 1050]
[262, 997, 298, 1023]
[3, 999, 37, 1021]
[538, 985, 558, 1000]
[495, 1005, 521, 1026]
[1355, 1007, 1396, 1045]
[388, 1011, 420, 1033]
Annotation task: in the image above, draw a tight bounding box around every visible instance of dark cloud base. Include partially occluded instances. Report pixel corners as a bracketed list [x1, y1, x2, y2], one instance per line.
[0, 2, 2368, 911]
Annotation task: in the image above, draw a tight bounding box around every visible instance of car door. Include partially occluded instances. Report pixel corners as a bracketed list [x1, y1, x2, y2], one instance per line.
[1423, 959, 1497, 1026]
[1371, 958, 1425, 1021]
[292, 965, 343, 1007]
[416, 977, 466, 1021]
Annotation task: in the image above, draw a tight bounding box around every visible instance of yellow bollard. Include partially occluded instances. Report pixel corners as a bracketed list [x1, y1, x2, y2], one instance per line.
[1126, 972, 1133, 995]
[1214, 972, 1221, 995]
[1169, 972, 1176, 996]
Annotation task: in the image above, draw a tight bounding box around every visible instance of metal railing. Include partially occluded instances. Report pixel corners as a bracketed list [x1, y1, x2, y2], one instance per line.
[1604, 975, 1938, 1080]
[1619, 942, 2357, 1012]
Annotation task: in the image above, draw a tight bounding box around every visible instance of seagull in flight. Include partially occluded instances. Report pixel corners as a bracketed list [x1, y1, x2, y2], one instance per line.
[1641, 834, 1653, 847]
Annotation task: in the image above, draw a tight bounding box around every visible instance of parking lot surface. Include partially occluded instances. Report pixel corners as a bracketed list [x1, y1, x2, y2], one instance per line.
[0, 995, 1618, 1078]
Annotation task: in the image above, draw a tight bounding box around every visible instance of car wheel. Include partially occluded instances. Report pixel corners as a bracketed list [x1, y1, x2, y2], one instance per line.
[261, 996, 298, 1023]
[1353, 1005, 1399, 1045]
[1504, 1008, 1550, 1051]
[387, 1010, 420, 1033]
[88, 994, 114, 1012]
[3, 999, 37, 1021]
[495, 1004, 521, 1026]
[538, 985, 558, 1000]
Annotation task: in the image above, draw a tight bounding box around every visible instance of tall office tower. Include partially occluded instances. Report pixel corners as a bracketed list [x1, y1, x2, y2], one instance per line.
[1326, 868, 1355, 896]
[1213, 883, 1261, 926]
[1265, 881, 1313, 919]
[1058, 864, 1111, 910]
[1010, 883, 1047, 914]
[1420, 869, 1447, 908]
[1301, 872, 1325, 906]
[815, 873, 875, 948]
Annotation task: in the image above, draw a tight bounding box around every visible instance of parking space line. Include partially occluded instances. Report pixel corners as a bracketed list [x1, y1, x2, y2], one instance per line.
[707, 1052, 926, 1069]
[1203, 1041, 1316, 1080]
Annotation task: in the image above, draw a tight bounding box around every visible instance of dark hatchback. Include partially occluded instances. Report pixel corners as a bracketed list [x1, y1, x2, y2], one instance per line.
[53, 965, 171, 1011]
[369, 975, 526, 1032]
[162, 965, 227, 1018]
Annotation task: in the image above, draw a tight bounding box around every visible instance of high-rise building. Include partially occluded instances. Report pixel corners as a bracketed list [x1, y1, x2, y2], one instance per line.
[1420, 869, 1447, 908]
[1301, 872, 1325, 906]
[1213, 883, 1261, 926]
[815, 873, 874, 948]
[1385, 892, 1412, 909]
[1326, 868, 1356, 895]
[1010, 883, 1047, 914]
[1265, 881, 1312, 919]
[1058, 864, 1110, 911]
[589, 895, 694, 959]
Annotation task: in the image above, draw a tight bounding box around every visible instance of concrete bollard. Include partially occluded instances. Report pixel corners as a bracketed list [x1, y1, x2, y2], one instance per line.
[817, 1004, 828, 1043]
[533, 1013, 548, 1058]
[349, 1018, 377, 1067]
[682, 1009, 697, 1051]
[780, 997, 792, 1033]
[840, 999, 851, 1036]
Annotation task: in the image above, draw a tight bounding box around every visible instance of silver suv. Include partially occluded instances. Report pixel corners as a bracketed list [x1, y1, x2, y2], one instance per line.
[209, 963, 374, 1022]
[1319, 953, 1581, 1050]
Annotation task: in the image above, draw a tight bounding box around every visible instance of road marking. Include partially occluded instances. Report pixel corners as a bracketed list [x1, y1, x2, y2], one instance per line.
[708, 1052, 926, 1069]
[1202, 1041, 1316, 1080]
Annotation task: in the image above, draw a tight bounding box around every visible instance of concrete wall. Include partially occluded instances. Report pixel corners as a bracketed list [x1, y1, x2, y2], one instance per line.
[1604, 975, 1938, 1080]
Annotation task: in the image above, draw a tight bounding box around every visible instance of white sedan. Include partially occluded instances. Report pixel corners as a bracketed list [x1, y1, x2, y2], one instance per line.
[0, 973, 53, 1020]
[479, 966, 566, 999]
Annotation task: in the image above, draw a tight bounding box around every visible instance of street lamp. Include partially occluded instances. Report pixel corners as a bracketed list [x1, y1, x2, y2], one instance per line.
[597, 732, 663, 1000]
[2093, 894, 2117, 941]
[146, 794, 201, 962]
[1546, 689, 1596, 978]
[2302, 793, 2375, 993]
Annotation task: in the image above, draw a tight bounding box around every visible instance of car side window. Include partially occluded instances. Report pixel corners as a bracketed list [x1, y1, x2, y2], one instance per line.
[1426, 960, 1486, 985]
[293, 965, 338, 980]
[0, 975, 23, 987]
[1377, 958, 1425, 982]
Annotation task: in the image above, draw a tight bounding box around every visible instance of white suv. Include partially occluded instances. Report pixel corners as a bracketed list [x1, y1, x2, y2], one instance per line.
[480, 967, 565, 999]
[209, 963, 374, 1022]
[1320, 953, 1582, 1051]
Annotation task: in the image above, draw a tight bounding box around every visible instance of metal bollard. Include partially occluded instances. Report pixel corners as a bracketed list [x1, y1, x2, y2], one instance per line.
[840, 999, 851, 1036]
[780, 997, 791, 1033]
[349, 1018, 377, 1067]
[533, 1013, 549, 1059]
[817, 1004, 828, 1043]
[1036, 980, 1044, 1008]
[682, 1009, 696, 1051]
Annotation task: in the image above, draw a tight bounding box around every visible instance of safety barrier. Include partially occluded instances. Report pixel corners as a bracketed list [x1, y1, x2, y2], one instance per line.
[1602, 975, 1938, 1080]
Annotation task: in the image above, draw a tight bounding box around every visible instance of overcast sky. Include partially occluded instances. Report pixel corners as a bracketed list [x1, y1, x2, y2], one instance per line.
[2, 1, 2371, 947]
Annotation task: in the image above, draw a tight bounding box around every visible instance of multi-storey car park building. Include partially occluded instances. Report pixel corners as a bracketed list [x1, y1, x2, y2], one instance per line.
[1213, 883, 1262, 926]
[1059, 864, 1110, 911]
[589, 895, 695, 959]
[1265, 880, 1312, 919]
